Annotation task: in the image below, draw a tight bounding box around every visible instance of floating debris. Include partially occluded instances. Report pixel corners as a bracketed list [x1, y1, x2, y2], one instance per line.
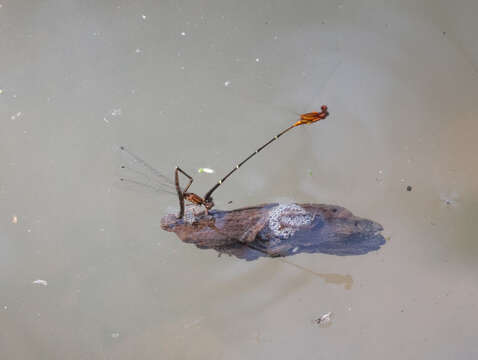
[32, 279, 48, 286]
[224, 80, 231, 87]
[111, 332, 120, 339]
[440, 191, 459, 208]
[198, 167, 215, 174]
[406, 185, 412, 191]
[161, 203, 385, 260]
[180, 32, 186, 36]
[314, 312, 332, 325]
[11, 215, 18, 224]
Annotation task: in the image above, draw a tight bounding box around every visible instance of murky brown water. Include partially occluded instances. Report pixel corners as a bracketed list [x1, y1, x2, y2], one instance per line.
[1, 1, 478, 359]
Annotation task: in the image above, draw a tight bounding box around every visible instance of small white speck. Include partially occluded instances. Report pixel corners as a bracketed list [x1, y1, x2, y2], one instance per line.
[103, 117, 110, 124]
[26, 229, 31, 233]
[135, 48, 142, 53]
[141, 14, 146, 20]
[3, 305, 7, 310]
[255, 58, 260, 62]
[12, 215, 18, 224]
[12, 94, 17, 98]
[198, 167, 215, 174]
[111, 332, 120, 339]
[111, 108, 122, 117]
[32, 279, 48, 286]
[378, 170, 383, 175]
[292, 247, 299, 253]
[180, 66, 185, 70]
[184, 317, 204, 329]
[16, 112, 22, 117]
[224, 80, 231, 87]
[0, 89, 3, 94]
[180, 32, 186, 36]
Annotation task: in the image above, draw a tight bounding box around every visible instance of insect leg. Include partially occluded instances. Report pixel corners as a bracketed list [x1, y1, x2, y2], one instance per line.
[176, 166, 194, 193]
[175, 167, 185, 219]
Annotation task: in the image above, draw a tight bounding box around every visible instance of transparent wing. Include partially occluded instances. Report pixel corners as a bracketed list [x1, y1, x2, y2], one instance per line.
[117, 146, 177, 196]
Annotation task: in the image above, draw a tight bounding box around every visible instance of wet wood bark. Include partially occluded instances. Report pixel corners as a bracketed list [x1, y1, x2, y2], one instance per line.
[160, 203, 385, 260]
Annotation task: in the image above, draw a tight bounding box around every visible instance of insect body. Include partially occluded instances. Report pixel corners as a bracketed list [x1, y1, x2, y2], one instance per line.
[120, 106, 329, 219]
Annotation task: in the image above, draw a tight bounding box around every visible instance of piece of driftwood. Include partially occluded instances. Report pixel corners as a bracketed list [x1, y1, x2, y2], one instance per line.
[161, 203, 385, 260]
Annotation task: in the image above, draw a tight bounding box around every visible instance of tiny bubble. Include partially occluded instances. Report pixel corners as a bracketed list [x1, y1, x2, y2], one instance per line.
[135, 48, 142, 53]
[224, 80, 231, 87]
[141, 14, 146, 20]
[180, 32, 186, 36]
[255, 58, 260, 62]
